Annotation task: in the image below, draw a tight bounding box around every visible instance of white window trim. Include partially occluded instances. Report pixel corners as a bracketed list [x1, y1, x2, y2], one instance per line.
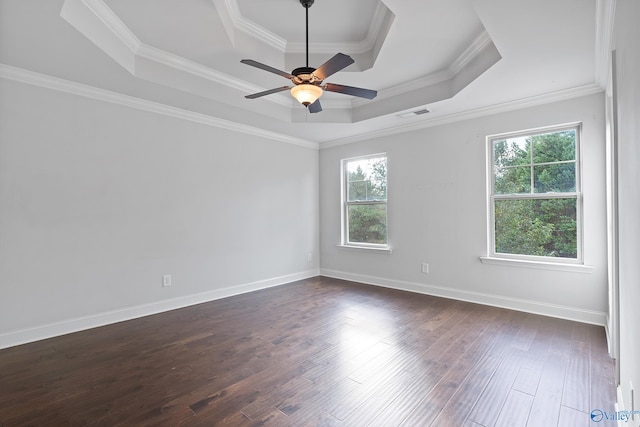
[485, 122, 585, 266]
[479, 256, 593, 273]
[337, 244, 392, 254]
[340, 153, 390, 251]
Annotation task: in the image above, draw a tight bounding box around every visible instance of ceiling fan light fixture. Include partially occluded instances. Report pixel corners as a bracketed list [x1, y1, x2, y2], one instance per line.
[241, 0, 375, 113]
[290, 84, 323, 106]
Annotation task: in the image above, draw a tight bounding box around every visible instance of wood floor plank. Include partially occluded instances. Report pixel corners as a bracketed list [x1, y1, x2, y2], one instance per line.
[430, 355, 502, 426]
[341, 368, 417, 427]
[525, 352, 569, 427]
[512, 355, 544, 396]
[494, 389, 533, 427]
[557, 405, 590, 427]
[562, 339, 591, 413]
[467, 348, 527, 426]
[0, 276, 615, 426]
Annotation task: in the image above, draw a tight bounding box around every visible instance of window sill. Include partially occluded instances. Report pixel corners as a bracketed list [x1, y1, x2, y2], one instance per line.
[479, 256, 594, 273]
[337, 244, 392, 254]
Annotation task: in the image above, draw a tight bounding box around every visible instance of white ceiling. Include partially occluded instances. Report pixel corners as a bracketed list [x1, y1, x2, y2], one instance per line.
[0, 0, 609, 146]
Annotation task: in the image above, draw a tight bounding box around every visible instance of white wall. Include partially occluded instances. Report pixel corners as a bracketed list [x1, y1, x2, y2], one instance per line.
[612, 0, 640, 420]
[0, 79, 319, 348]
[320, 93, 608, 324]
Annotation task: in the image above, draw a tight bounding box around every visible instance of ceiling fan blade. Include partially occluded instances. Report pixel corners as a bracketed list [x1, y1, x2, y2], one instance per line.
[308, 99, 322, 113]
[312, 53, 354, 81]
[322, 83, 377, 99]
[245, 86, 292, 99]
[241, 59, 294, 79]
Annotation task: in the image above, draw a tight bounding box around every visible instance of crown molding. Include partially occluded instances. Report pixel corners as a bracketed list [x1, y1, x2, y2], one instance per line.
[212, 0, 287, 51]
[62, 0, 502, 124]
[322, 83, 604, 148]
[353, 30, 495, 107]
[449, 30, 494, 77]
[0, 64, 317, 150]
[62, 0, 291, 109]
[136, 44, 279, 101]
[79, 0, 141, 52]
[0, 64, 603, 151]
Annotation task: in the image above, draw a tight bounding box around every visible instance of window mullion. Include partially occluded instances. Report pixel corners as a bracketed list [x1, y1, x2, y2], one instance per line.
[530, 141, 535, 195]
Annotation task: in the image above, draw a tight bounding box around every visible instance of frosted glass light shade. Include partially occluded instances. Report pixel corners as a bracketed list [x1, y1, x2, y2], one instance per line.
[290, 84, 323, 106]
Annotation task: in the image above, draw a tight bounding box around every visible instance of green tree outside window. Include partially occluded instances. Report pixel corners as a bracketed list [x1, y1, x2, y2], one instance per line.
[345, 156, 387, 245]
[491, 128, 579, 259]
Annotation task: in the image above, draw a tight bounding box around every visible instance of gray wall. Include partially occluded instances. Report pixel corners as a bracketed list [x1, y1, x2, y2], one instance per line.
[320, 93, 608, 324]
[0, 79, 320, 347]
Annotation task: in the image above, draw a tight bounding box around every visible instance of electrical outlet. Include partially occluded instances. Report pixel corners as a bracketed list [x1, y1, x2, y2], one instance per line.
[162, 275, 171, 287]
[421, 263, 429, 274]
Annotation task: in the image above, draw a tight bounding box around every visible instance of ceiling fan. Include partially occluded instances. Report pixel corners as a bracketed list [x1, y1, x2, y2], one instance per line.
[241, 0, 377, 113]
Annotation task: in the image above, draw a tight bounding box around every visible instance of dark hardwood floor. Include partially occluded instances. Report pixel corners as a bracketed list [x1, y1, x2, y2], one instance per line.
[0, 277, 616, 426]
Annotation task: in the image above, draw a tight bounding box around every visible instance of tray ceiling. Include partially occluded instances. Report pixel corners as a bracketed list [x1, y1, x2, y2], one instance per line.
[0, 0, 609, 145]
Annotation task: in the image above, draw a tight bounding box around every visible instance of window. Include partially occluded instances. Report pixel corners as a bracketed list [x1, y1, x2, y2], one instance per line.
[342, 154, 388, 248]
[488, 124, 582, 262]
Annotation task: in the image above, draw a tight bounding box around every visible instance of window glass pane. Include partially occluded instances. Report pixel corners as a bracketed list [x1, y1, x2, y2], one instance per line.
[494, 165, 531, 194]
[348, 204, 387, 244]
[346, 157, 387, 201]
[534, 163, 576, 193]
[532, 130, 576, 163]
[494, 198, 577, 258]
[348, 181, 367, 200]
[494, 138, 530, 168]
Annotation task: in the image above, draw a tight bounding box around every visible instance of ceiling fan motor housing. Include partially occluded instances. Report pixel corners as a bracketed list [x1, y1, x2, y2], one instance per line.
[292, 67, 321, 85]
[300, 0, 314, 8]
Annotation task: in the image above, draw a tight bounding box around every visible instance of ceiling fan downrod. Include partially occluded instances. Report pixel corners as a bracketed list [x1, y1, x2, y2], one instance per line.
[300, 0, 314, 68]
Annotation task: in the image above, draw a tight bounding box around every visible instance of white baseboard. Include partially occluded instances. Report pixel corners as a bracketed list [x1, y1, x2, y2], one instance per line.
[0, 269, 319, 350]
[320, 269, 607, 326]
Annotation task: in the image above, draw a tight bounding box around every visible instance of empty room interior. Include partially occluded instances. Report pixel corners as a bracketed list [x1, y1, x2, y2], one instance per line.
[1, 0, 639, 426]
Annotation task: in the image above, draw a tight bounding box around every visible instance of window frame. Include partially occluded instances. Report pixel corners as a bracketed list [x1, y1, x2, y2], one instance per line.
[486, 123, 584, 265]
[340, 153, 389, 251]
